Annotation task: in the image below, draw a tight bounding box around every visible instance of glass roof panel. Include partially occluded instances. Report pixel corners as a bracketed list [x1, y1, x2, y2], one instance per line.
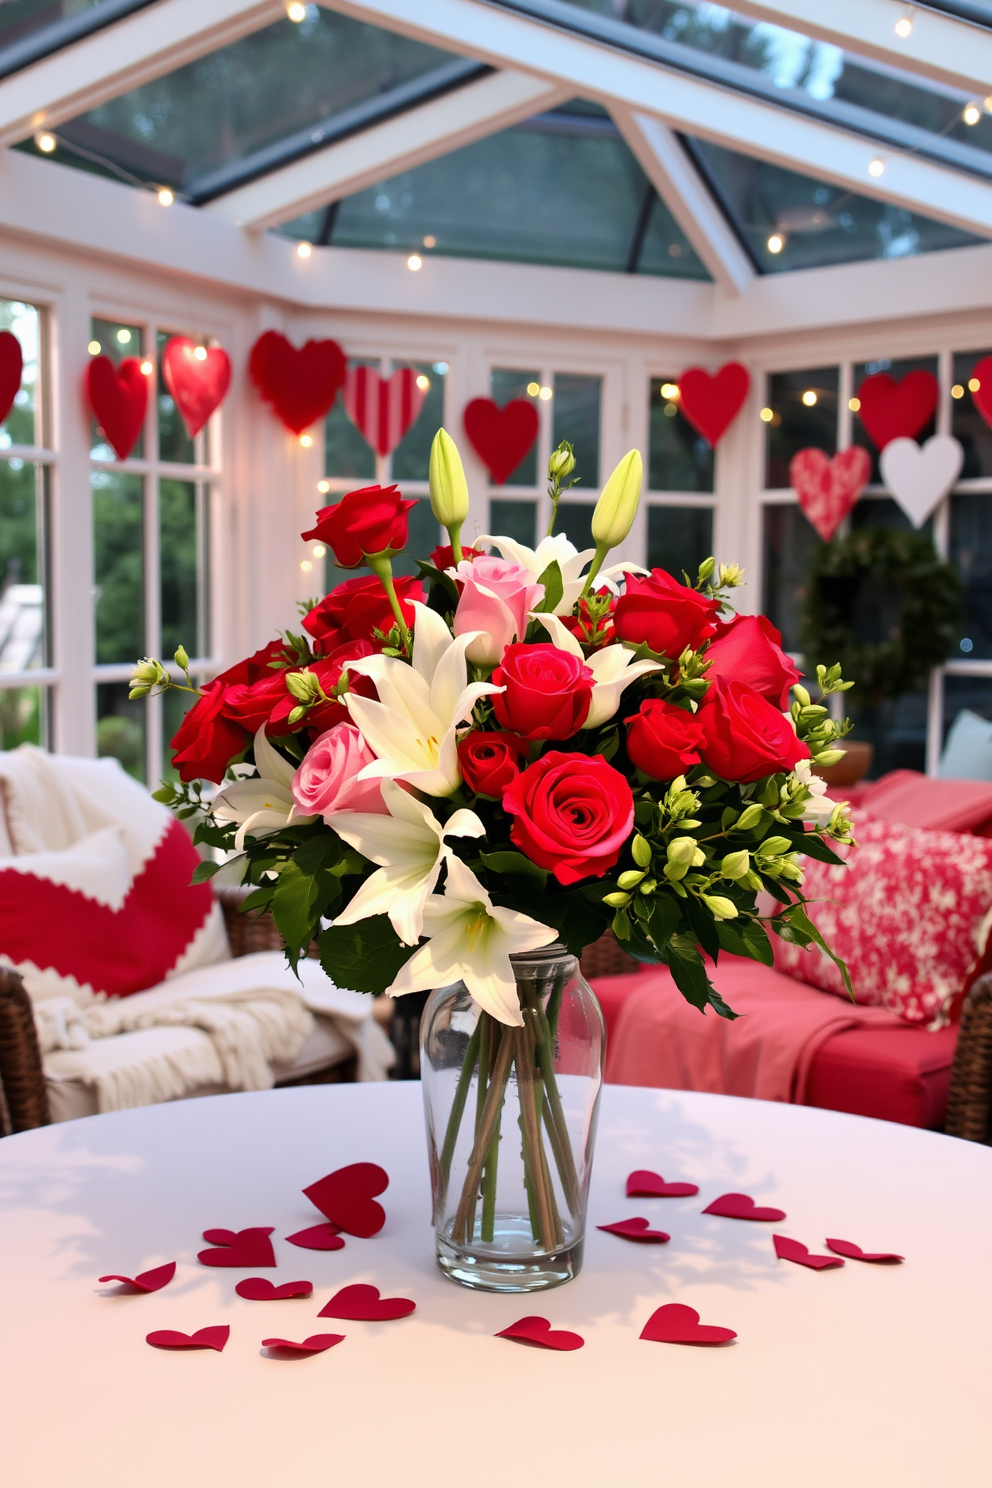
[0, 0, 151, 78]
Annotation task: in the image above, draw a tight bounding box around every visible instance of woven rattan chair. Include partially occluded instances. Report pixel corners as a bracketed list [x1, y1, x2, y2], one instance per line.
[945, 972, 992, 1142]
[0, 966, 50, 1134]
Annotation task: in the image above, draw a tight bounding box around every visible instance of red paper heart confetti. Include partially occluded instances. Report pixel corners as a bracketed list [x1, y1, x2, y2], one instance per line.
[285, 1223, 345, 1252]
[968, 356, 992, 430]
[702, 1193, 786, 1222]
[0, 330, 23, 426]
[463, 397, 540, 484]
[235, 1278, 313, 1301]
[626, 1169, 699, 1198]
[597, 1218, 670, 1244]
[248, 330, 346, 434]
[85, 355, 149, 460]
[344, 365, 427, 456]
[496, 1316, 584, 1351]
[303, 1163, 388, 1237]
[825, 1238, 904, 1264]
[640, 1304, 736, 1346]
[856, 369, 938, 450]
[146, 1326, 229, 1352]
[161, 336, 231, 438]
[676, 362, 750, 447]
[773, 1235, 844, 1271]
[198, 1227, 276, 1267]
[262, 1333, 345, 1356]
[790, 446, 871, 541]
[317, 1284, 415, 1321]
[98, 1262, 176, 1293]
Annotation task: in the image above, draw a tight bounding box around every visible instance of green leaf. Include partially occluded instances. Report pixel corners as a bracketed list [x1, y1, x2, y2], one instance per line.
[270, 860, 321, 959]
[151, 785, 176, 804]
[479, 850, 548, 885]
[292, 832, 342, 877]
[593, 727, 620, 763]
[190, 860, 220, 885]
[667, 934, 739, 1019]
[716, 916, 774, 966]
[649, 893, 682, 946]
[240, 886, 274, 915]
[533, 560, 563, 613]
[682, 890, 721, 962]
[318, 917, 416, 994]
[771, 902, 853, 999]
[791, 832, 846, 866]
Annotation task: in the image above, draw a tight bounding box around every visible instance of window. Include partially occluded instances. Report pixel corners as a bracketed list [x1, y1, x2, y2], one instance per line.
[764, 367, 839, 488]
[648, 378, 713, 494]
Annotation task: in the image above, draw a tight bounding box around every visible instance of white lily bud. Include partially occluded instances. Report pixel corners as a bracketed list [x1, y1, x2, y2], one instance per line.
[702, 894, 739, 920]
[591, 449, 642, 549]
[548, 443, 575, 481]
[129, 657, 167, 698]
[429, 428, 469, 528]
[174, 644, 189, 671]
[721, 850, 750, 880]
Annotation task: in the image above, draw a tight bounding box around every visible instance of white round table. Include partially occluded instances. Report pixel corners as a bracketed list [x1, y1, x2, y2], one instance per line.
[0, 1084, 988, 1488]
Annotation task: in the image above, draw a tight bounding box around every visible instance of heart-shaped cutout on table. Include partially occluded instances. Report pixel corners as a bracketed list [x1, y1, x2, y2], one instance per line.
[161, 336, 231, 438]
[248, 330, 346, 435]
[790, 446, 872, 541]
[198, 1227, 276, 1267]
[303, 1163, 388, 1237]
[879, 434, 963, 527]
[597, 1218, 670, 1244]
[0, 329, 23, 426]
[318, 1284, 415, 1321]
[626, 1169, 699, 1198]
[98, 1262, 176, 1293]
[773, 1235, 844, 1271]
[146, 1326, 229, 1352]
[856, 369, 938, 450]
[825, 1238, 904, 1263]
[496, 1317, 584, 1351]
[640, 1304, 736, 1346]
[85, 355, 148, 460]
[344, 365, 427, 456]
[262, 1334, 345, 1356]
[235, 1278, 313, 1301]
[463, 397, 540, 484]
[285, 1223, 345, 1252]
[703, 1193, 786, 1222]
[676, 362, 750, 447]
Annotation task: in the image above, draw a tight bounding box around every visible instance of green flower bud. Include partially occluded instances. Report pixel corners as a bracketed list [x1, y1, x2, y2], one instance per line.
[618, 870, 646, 891]
[174, 644, 190, 671]
[631, 834, 652, 868]
[735, 804, 765, 832]
[717, 563, 744, 588]
[287, 705, 307, 726]
[131, 656, 167, 689]
[638, 878, 657, 895]
[603, 891, 631, 908]
[702, 894, 738, 920]
[428, 428, 469, 528]
[128, 684, 151, 700]
[591, 449, 642, 549]
[721, 850, 750, 880]
[814, 747, 845, 767]
[793, 684, 811, 708]
[285, 668, 321, 703]
[548, 442, 575, 481]
[697, 556, 715, 584]
[757, 835, 793, 857]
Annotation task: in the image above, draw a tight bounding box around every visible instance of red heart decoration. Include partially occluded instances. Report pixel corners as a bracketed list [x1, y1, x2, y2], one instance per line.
[262, 1333, 345, 1355]
[773, 1235, 844, 1271]
[702, 1193, 786, 1222]
[198, 1227, 276, 1267]
[285, 1223, 345, 1252]
[248, 330, 346, 435]
[968, 356, 992, 430]
[463, 397, 539, 484]
[496, 1316, 584, 1351]
[597, 1218, 670, 1244]
[303, 1163, 388, 1237]
[146, 1325, 229, 1352]
[640, 1303, 736, 1346]
[0, 329, 23, 426]
[626, 1169, 699, 1198]
[856, 370, 938, 450]
[161, 336, 231, 438]
[98, 1262, 176, 1293]
[676, 362, 750, 447]
[825, 1238, 904, 1264]
[85, 355, 148, 460]
[318, 1284, 415, 1321]
[235, 1277, 313, 1300]
[790, 446, 871, 541]
[343, 365, 427, 456]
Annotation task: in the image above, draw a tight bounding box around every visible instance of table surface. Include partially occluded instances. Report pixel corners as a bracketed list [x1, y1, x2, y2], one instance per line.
[0, 1083, 988, 1488]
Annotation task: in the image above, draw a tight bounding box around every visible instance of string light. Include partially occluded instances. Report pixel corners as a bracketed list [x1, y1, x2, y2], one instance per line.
[849, 397, 861, 412]
[759, 407, 774, 423]
[969, 377, 981, 392]
[802, 390, 818, 407]
[157, 187, 174, 206]
[317, 479, 331, 494]
[140, 360, 153, 376]
[416, 374, 430, 391]
[34, 132, 56, 153]
[193, 346, 208, 362]
[963, 102, 982, 126]
[868, 157, 885, 177]
[407, 254, 423, 271]
[767, 233, 784, 254]
[286, 1, 307, 19]
[422, 235, 436, 248]
[296, 241, 312, 259]
[299, 433, 314, 448]
[894, 15, 913, 37]
[539, 386, 553, 401]
[87, 340, 101, 356]
[660, 382, 680, 399]
[117, 329, 131, 344]
[526, 382, 540, 397]
[311, 544, 326, 558]
[951, 384, 965, 399]
[300, 559, 313, 573]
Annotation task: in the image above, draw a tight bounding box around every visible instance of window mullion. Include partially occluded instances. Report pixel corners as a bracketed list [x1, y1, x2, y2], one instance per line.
[145, 325, 162, 787]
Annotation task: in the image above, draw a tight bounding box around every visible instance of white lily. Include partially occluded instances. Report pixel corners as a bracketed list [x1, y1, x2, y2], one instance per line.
[329, 780, 485, 946]
[344, 603, 501, 797]
[385, 857, 557, 1025]
[530, 612, 664, 728]
[475, 532, 594, 614]
[213, 725, 310, 850]
[792, 758, 838, 822]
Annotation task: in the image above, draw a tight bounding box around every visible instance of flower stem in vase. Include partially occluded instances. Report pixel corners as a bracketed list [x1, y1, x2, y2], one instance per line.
[452, 1030, 514, 1243]
[436, 1021, 481, 1219]
[515, 1021, 558, 1252]
[525, 982, 581, 1216]
[480, 1022, 501, 1243]
[466, 1016, 491, 1239]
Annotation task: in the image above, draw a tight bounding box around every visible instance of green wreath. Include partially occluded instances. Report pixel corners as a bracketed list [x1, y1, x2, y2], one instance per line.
[800, 527, 961, 702]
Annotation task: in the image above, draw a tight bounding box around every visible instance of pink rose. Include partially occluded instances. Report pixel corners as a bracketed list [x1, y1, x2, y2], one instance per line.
[451, 556, 545, 667]
[292, 723, 386, 821]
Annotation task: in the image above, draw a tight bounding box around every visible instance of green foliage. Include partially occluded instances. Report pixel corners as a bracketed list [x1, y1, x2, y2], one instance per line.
[318, 917, 416, 994]
[533, 561, 564, 614]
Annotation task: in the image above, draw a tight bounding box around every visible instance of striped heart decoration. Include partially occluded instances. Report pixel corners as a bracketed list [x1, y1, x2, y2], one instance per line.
[344, 366, 427, 456]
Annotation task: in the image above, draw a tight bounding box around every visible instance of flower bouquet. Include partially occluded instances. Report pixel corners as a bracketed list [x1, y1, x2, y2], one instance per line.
[135, 431, 853, 1290]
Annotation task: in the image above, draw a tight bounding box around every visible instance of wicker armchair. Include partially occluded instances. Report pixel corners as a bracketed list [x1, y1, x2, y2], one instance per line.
[0, 966, 50, 1134]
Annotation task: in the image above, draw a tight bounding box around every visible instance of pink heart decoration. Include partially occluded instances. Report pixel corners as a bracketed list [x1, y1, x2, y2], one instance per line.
[303, 1164, 388, 1238]
[790, 446, 871, 541]
[98, 1262, 176, 1293]
[825, 1238, 904, 1264]
[161, 336, 231, 437]
[235, 1278, 313, 1301]
[262, 1334, 345, 1356]
[496, 1317, 584, 1351]
[626, 1169, 699, 1198]
[285, 1223, 345, 1252]
[773, 1235, 844, 1271]
[198, 1227, 276, 1267]
[463, 397, 539, 484]
[146, 1326, 229, 1352]
[597, 1218, 670, 1244]
[344, 366, 426, 456]
[0, 329, 23, 426]
[703, 1193, 786, 1222]
[677, 362, 750, 447]
[318, 1284, 415, 1321]
[85, 355, 149, 460]
[640, 1304, 736, 1346]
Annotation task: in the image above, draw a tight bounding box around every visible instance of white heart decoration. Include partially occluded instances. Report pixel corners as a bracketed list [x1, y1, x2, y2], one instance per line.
[879, 434, 964, 528]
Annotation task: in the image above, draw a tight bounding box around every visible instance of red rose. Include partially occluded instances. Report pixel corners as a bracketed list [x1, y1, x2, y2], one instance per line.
[626, 698, 704, 780]
[430, 543, 482, 572]
[704, 614, 801, 711]
[491, 643, 593, 741]
[267, 641, 376, 734]
[302, 573, 425, 653]
[170, 640, 292, 783]
[457, 731, 527, 796]
[697, 677, 810, 783]
[613, 569, 719, 658]
[301, 484, 419, 568]
[503, 751, 635, 886]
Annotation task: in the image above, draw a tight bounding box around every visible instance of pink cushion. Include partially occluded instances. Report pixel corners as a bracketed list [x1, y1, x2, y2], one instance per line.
[804, 1022, 958, 1128]
[858, 769, 992, 834]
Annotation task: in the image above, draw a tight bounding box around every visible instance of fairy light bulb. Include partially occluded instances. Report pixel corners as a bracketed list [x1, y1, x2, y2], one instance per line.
[296, 241, 312, 259]
[894, 15, 912, 37]
[868, 157, 885, 178]
[767, 233, 784, 254]
[299, 433, 313, 448]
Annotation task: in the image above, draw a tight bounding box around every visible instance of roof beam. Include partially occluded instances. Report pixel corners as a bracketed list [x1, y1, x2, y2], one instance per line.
[206, 67, 567, 228]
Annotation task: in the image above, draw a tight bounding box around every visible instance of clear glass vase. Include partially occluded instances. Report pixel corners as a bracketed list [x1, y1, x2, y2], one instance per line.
[420, 944, 605, 1293]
